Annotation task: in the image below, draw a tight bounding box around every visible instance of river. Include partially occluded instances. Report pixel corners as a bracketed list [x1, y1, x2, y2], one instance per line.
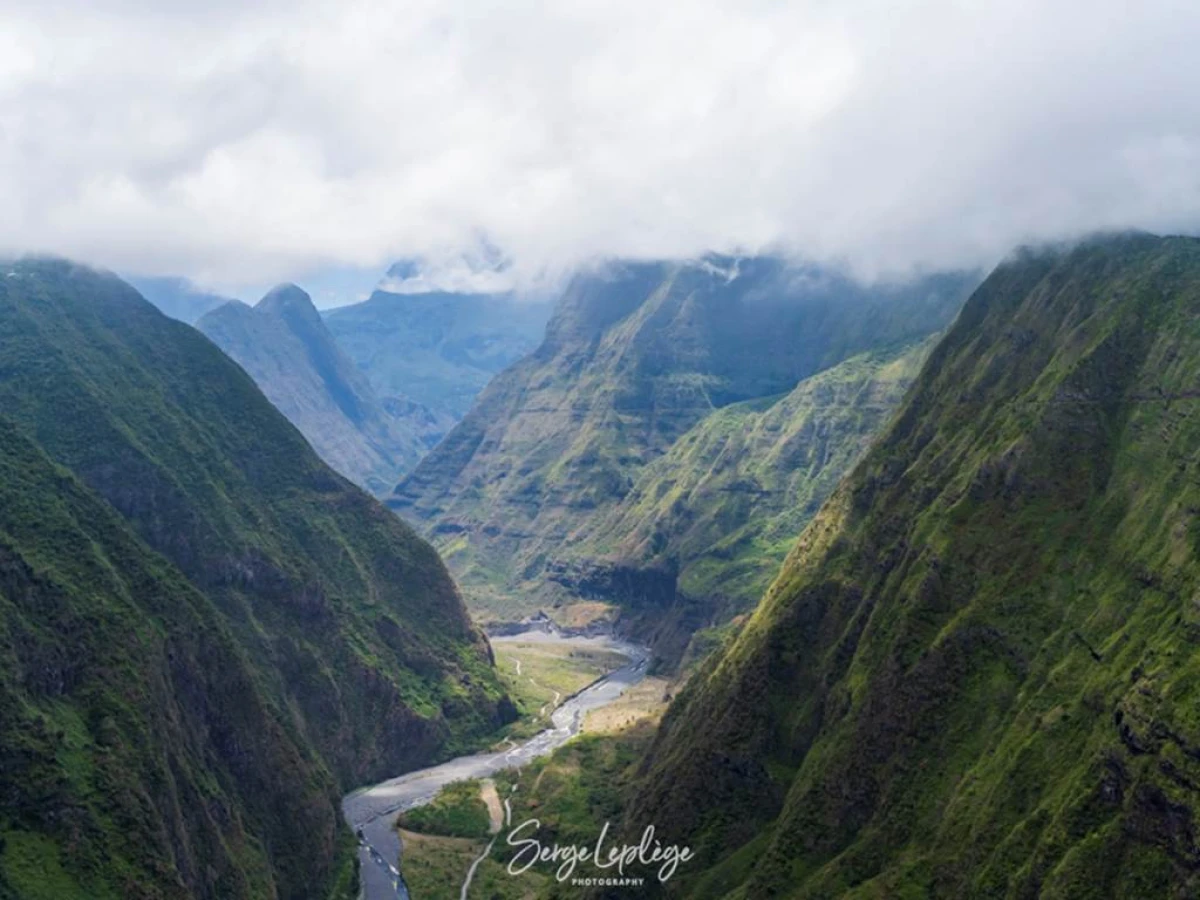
[341, 631, 650, 900]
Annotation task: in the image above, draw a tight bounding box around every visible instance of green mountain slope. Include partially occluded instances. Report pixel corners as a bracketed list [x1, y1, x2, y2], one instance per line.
[391, 258, 974, 631]
[323, 288, 553, 419]
[634, 234, 1200, 899]
[0, 418, 341, 900]
[0, 259, 512, 898]
[197, 284, 447, 494]
[551, 339, 935, 658]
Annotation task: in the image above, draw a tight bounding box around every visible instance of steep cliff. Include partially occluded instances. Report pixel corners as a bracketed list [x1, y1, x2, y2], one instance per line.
[0, 259, 512, 898]
[391, 257, 973, 632]
[553, 339, 936, 660]
[635, 234, 1200, 898]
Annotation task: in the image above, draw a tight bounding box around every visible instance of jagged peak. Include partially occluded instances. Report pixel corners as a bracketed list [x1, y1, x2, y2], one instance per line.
[256, 282, 316, 313]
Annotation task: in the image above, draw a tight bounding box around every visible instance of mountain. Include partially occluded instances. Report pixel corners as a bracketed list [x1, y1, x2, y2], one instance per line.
[125, 275, 231, 324]
[390, 257, 975, 637]
[322, 286, 554, 418]
[197, 284, 447, 494]
[553, 338, 937, 660]
[0, 259, 512, 898]
[633, 234, 1200, 898]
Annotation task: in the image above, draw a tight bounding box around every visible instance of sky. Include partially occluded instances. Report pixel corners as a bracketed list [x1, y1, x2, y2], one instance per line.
[2, 0, 1200, 300]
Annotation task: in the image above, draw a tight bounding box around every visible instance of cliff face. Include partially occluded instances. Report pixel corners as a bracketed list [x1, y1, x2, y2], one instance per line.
[0, 260, 512, 899]
[634, 234, 1200, 899]
[390, 257, 973, 635]
[197, 284, 445, 494]
[554, 338, 937, 658]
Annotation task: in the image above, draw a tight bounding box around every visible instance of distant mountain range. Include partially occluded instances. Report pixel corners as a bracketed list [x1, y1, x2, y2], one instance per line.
[125, 262, 555, 494]
[323, 284, 554, 418]
[197, 284, 449, 495]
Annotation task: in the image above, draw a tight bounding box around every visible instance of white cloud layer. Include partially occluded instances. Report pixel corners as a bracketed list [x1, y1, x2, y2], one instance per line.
[2, 0, 1200, 288]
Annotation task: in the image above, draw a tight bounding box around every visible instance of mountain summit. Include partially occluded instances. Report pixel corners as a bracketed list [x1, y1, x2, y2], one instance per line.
[197, 284, 442, 493]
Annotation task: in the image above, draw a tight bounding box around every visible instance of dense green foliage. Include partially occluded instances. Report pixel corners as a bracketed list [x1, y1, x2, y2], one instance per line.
[635, 234, 1200, 898]
[398, 780, 492, 839]
[561, 339, 936, 659]
[197, 284, 444, 494]
[392, 258, 972, 642]
[0, 260, 513, 898]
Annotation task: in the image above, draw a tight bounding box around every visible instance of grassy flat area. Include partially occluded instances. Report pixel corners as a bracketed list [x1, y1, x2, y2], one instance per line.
[582, 675, 671, 734]
[397, 830, 486, 898]
[398, 780, 491, 839]
[395, 644, 676, 898]
[492, 639, 629, 740]
[398, 724, 662, 899]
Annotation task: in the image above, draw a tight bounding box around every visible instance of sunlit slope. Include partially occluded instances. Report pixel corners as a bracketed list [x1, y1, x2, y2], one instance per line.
[636, 234, 1200, 898]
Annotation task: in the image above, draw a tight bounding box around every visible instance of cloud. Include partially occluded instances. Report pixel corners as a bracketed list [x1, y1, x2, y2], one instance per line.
[2, 0, 1199, 289]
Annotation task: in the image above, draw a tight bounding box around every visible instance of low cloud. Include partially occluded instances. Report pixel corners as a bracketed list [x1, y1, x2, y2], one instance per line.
[2, 0, 1199, 288]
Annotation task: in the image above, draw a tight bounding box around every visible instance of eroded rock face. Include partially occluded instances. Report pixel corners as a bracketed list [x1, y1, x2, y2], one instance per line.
[391, 256, 974, 642]
[634, 234, 1200, 898]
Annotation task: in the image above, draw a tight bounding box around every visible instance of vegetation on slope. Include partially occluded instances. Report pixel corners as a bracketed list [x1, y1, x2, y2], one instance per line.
[553, 339, 936, 660]
[0, 417, 340, 899]
[398, 780, 492, 839]
[399, 717, 664, 898]
[635, 233, 1200, 898]
[392, 258, 973, 639]
[0, 259, 514, 898]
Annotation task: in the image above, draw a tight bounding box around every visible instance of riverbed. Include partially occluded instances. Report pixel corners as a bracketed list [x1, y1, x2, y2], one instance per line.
[341, 632, 650, 900]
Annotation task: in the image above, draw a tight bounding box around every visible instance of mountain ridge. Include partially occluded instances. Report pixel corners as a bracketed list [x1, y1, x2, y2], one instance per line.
[0, 258, 513, 898]
[632, 233, 1200, 898]
[390, 257, 976, 648]
[197, 284, 442, 493]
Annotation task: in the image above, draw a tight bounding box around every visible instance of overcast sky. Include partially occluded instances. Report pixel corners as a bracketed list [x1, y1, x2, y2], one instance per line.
[2, 0, 1199, 296]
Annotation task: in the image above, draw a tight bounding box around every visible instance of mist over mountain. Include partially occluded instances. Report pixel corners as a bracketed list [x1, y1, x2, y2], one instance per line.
[390, 256, 976, 654]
